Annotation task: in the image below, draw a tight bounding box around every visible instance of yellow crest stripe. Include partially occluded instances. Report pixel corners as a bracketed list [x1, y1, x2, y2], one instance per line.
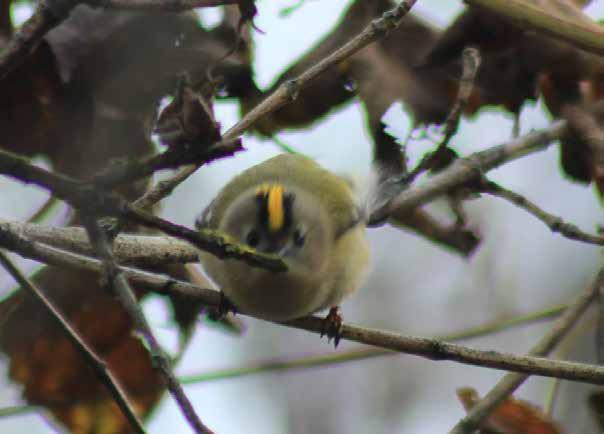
[255, 183, 286, 232]
[267, 184, 285, 232]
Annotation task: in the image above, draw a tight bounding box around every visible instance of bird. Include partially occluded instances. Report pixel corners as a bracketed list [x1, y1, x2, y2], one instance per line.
[195, 153, 370, 345]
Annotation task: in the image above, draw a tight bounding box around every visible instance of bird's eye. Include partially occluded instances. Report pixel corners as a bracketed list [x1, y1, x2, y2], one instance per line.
[246, 229, 260, 247]
[293, 229, 305, 247]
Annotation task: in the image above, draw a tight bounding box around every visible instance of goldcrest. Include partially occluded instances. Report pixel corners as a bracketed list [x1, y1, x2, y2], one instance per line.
[196, 153, 370, 324]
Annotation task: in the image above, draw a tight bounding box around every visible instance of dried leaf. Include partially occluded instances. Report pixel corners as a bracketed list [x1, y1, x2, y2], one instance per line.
[154, 77, 221, 149]
[0, 268, 163, 434]
[560, 101, 604, 196]
[457, 387, 563, 434]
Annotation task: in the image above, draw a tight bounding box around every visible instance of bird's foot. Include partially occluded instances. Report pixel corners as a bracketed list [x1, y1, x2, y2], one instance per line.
[321, 306, 343, 348]
[208, 292, 238, 320]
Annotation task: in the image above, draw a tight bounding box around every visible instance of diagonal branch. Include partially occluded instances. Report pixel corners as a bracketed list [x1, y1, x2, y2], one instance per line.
[82, 217, 213, 434]
[128, 0, 420, 211]
[384, 120, 570, 220]
[0, 148, 286, 272]
[3, 224, 604, 386]
[449, 268, 604, 434]
[480, 180, 604, 246]
[0, 250, 147, 434]
[0, 0, 79, 79]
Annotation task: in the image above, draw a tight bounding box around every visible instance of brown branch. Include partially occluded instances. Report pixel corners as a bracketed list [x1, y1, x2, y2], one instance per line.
[385, 120, 570, 220]
[4, 225, 604, 386]
[96, 0, 237, 11]
[129, 0, 420, 211]
[0, 148, 286, 272]
[0, 0, 79, 79]
[406, 47, 482, 183]
[449, 268, 604, 434]
[82, 217, 213, 434]
[481, 180, 604, 246]
[0, 250, 147, 434]
[92, 138, 243, 190]
[0, 218, 198, 266]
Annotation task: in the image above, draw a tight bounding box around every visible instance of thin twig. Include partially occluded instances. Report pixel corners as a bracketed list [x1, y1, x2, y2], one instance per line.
[0, 250, 147, 434]
[481, 180, 604, 246]
[406, 47, 482, 183]
[128, 0, 419, 211]
[449, 268, 604, 434]
[26, 196, 60, 223]
[0, 148, 286, 272]
[92, 138, 243, 190]
[178, 303, 567, 385]
[384, 120, 570, 220]
[82, 217, 213, 434]
[3, 226, 604, 386]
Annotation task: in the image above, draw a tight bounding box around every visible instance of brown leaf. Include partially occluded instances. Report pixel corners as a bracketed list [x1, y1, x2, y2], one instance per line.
[0, 267, 164, 433]
[560, 101, 604, 196]
[154, 77, 221, 149]
[457, 387, 563, 434]
[422, 0, 604, 119]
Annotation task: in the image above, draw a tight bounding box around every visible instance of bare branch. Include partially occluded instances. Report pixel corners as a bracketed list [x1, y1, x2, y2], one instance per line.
[0, 218, 198, 266]
[385, 120, 570, 220]
[406, 47, 482, 183]
[0, 250, 147, 434]
[481, 180, 604, 246]
[82, 217, 213, 434]
[3, 224, 604, 386]
[449, 268, 604, 434]
[0, 148, 286, 271]
[131, 0, 420, 210]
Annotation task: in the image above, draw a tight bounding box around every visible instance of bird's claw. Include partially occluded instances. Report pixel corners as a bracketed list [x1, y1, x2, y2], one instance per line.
[321, 306, 343, 348]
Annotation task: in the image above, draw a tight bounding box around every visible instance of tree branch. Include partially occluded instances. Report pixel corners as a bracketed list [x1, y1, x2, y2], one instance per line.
[465, 0, 604, 56]
[0, 0, 79, 79]
[449, 268, 604, 434]
[0, 218, 198, 266]
[82, 217, 213, 434]
[481, 180, 604, 246]
[385, 120, 570, 220]
[3, 224, 604, 386]
[0, 148, 286, 272]
[129, 0, 420, 211]
[0, 250, 147, 434]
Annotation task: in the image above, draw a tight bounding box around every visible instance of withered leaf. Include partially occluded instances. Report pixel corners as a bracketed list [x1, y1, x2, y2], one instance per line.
[560, 101, 604, 196]
[0, 267, 163, 434]
[154, 77, 221, 149]
[457, 387, 563, 434]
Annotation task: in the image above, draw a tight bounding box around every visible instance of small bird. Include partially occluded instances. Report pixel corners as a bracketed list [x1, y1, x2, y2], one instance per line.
[196, 153, 370, 344]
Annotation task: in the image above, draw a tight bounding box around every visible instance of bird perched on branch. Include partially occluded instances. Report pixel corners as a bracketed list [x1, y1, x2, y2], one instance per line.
[196, 153, 370, 345]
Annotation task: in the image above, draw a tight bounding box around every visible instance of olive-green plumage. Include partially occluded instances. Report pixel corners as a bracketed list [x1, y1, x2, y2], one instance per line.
[197, 153, 369, 322]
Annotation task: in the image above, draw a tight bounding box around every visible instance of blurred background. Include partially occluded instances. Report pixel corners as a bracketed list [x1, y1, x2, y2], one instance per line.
[1, 0, 603, 432]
